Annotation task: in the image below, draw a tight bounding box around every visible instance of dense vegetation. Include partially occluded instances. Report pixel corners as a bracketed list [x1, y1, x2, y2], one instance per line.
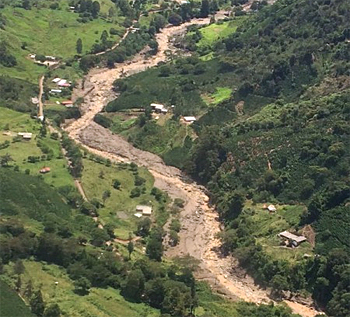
[100, 0, 350, 315]
[0, 167, 298, 317]
[0, 280, 34, 317]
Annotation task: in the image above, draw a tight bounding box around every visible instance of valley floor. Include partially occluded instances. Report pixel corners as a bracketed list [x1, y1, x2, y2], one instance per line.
[62, 19, 322, 317]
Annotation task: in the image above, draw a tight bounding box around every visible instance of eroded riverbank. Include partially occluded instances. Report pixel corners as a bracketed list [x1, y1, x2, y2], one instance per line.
[64, 20, 321, 317]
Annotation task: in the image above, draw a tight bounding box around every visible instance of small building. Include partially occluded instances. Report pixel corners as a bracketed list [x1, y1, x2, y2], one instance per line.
[161, 108, 168, 114]
[52, 78, 61, 83]
[278, 231, 307, 247]
[151, 103, 165, 113]
[267, 204, 276, 212]
[18, 132, 33, 140]
[57, 79, 67, 86]
[50, 89, 62, 94]
[183, 116, 196, 123]
[39, 167, 51, 174]
[136, 205, 152, 216]
[134, 213, 143, 218]
[61, 100, 74, 107]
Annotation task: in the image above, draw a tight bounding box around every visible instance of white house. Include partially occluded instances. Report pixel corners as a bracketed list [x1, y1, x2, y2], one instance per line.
[136, 205, 152, 216]
[267, 204, 276, 212]
[183, 116, 196, 123]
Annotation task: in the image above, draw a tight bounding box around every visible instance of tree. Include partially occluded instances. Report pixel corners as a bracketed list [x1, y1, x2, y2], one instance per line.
[91, 1, 100, 18]
[74, 277, 91, 295]
[122, 269, 145, 302]
[168, 13, 182, 26]
[24, 280, 33, 299]
[146, 227, 163, 261]
[43, 304, 61, 317]
[100, 30, 108, 44]
[271, 274, 289, 298]
[113, 179, 121, 189]
[76, 38, 83, 54]
[152, 14, 166, 32]
[14, 259, 25, 275]
[15, 275, 22, 292]
[22, 0, 31, 10]
[145, 277, 165, 308]
[169, 230, 179, 246]
[102, 190, 111, 203]
[0, 153, 14, 167]
[200, 0, 210, 17]
[127, 240, 134, 259]
[30, 290, 45, 316]
[137, 217, 152, 237]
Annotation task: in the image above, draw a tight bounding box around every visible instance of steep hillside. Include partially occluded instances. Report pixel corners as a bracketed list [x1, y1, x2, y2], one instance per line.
[97, 0, 350, 315]
[0, 280, 34, 317]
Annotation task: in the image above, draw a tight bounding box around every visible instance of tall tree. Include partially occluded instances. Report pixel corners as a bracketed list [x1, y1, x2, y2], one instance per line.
[76, 38, 83, 54]
[200, 0, 210, 17]
[122, 269, 145, 302]
[30, 290, 45, 316]
[43, 304, 61, 317]
[92, 1, 100, 18]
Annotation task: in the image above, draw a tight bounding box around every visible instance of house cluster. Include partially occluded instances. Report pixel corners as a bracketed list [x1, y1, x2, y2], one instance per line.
[150, 103, 169, 114]
[50, 78, 72, 94]
[278, 230, 307, 248]
[30, 54, 59, 67]
[134, 205, 152, 218]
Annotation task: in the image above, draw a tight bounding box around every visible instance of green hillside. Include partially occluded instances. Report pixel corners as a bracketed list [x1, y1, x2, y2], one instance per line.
[0, 280, 35, 317]
[99, 0, 350, 315]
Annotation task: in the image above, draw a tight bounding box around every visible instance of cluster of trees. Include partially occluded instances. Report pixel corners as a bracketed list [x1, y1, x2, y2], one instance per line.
[61, 133, 83, 177]
[74, 0, 101, 22]
[0, 41, 17, 67]
[0, 76, 37, 112]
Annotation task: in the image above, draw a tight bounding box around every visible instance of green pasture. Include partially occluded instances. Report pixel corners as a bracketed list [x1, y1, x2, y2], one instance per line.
[1, 261, 160, 317]
[0, 4, 124, 82]
[196, 17, 247, 48]
[81, 159, 162, 239]
[246, 203, 314, 262]
[0, 108, 74, 188]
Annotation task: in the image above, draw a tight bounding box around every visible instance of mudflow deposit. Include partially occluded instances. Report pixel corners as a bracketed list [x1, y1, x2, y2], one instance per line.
[65, 18, 321, 317]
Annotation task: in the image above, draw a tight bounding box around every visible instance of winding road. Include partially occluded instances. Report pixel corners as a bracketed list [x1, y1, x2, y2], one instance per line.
[64, 19, 321, 317]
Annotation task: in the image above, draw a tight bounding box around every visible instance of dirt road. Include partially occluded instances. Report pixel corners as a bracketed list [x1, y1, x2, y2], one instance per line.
[65, 19, 321, 317]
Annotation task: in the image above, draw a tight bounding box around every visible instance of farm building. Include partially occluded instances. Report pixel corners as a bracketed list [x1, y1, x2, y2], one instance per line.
[50, 89, 62, 94]
[151, 103, 165, 113]
[39, 167, 51, 174]
[183, 116, 196, 123]
[136, 205, 152, 216]
[278, 231, 307, 247]
[17, 132, 32, 140]
[61, 100, 74, 107]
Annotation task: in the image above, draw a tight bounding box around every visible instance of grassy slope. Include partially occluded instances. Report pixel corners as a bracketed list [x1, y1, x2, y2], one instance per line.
[0, 3, 124, 82]
[81, 159, 163, 239]
[1, 261, 160, 317]
[0, 280, 35, 317]
[196, 17, 247, 48]
[245, 203, 313, 262]
[0, 108, 74, 188]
